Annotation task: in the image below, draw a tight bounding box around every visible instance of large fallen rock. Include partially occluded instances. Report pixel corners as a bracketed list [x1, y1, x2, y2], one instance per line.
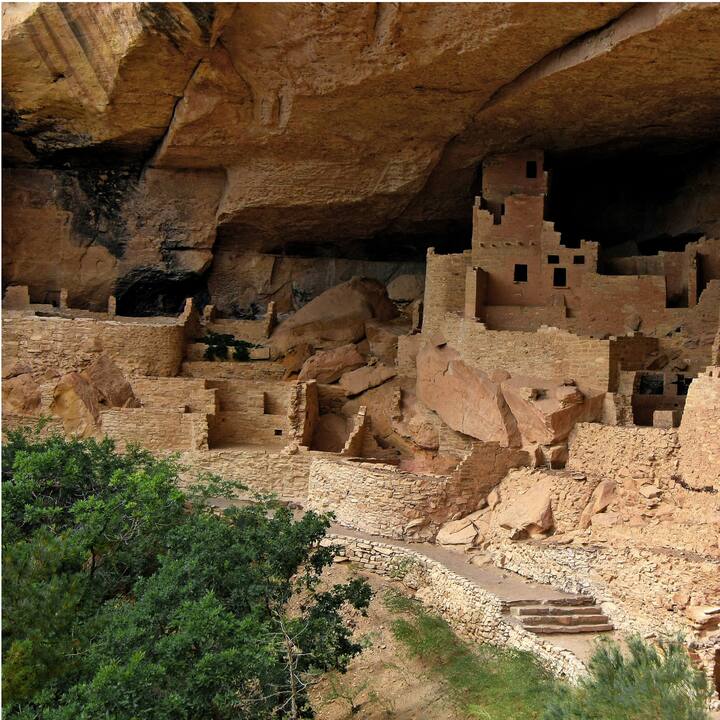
[339, 364, 396, 397]
[2, 371, 41, 415]
[270, 278, 398, 353]
[501, 377, 604, 445]
[50, 354, 138, 436]
[496, 478, 555, 539]
[81, 354, 139, 409]
[436, 508, 490, 548]
[387, 274, 425, 302]
[51, 373, 102, 437]
[365, 318, 408, 366]
[393, 389, 441, 450]
[416, 342, 520, 446]
[579, 479, 616, 529]
[297, 344, 365, 383]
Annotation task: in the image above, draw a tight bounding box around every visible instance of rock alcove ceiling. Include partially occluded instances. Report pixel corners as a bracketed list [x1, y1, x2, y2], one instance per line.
[3, 2, 720, 312]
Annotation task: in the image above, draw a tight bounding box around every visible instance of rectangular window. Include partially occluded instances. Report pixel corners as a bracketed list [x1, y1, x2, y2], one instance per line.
[553, 268, 567, 287]
[526, 160, 537, 179]
[547, 255, 560, 264]
[573, 255, 585, 264]
[514, 264, 528, 282]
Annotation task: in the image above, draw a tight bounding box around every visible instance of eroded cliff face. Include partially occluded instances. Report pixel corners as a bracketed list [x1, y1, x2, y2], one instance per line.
[3, 2, 720, 311]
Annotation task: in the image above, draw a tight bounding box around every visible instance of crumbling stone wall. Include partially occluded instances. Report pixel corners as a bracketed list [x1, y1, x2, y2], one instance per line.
[2, 315, 186, 377]
[308, 449, 527, 540]
[568, 423, 680, 487]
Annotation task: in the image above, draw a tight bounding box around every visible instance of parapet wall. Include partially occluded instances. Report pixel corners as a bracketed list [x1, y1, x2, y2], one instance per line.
[2, 315, 186, 377]
[328, 533, 586, 683]
[567, 422, 680, 486]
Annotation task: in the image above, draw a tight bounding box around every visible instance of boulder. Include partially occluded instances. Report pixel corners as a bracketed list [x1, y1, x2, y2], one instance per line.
[436, 519, 478, 546]
[280, 342, 314, 378]
[393, 390, 441, 451]
[270, 278, 398, 353]
[80, 354, 138, 409]
[365, 318, 408, 365]
[416, 342, 520, 446]
[387, 274, 425, 302]
[501, 376, 603, 445]
[2, 361, 33, 379]
[340, 364, 397, 397]
[51, 373, 101, 437]
[2, 372, 41, 415]
[579, 480, 616, 529]
[497, 479, 554, 539]
[298, 343, 365, 383]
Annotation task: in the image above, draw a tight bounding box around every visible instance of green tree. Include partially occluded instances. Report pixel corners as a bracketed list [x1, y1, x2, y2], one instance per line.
[543, 635, 710, 720]
[2, 427, 371, 719]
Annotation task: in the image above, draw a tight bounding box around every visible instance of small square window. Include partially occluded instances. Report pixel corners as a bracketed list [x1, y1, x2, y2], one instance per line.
[553, 268, 567, 287]
[573, 255, 585, 265]
[274, 429, 283, 436]
[514, 264, 528, 282]
[547, 255, 560, 264]
[526, 160, 537, 179]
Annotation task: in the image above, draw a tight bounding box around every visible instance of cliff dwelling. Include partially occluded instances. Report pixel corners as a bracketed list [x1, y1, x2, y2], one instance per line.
[2, 2, 719, 716]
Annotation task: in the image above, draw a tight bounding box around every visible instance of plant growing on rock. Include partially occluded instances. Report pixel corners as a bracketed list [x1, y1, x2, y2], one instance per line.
[197, 331, 259, 361]
[2, 427, 371, 719]
[543, 635, 710, 720]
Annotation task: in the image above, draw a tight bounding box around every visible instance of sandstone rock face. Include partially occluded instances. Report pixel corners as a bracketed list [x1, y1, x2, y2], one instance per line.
[270, 278, 397, 353]
[496, 479, 555, 539]
[416, 342, 604, 450]
[297, 344, 365, 384]
[387, 274, 425, 302]
[339, 363, 396, 397]
[51, 372, 102, 437]
[365, 319, 408, 366]
[416, 342, 519, 446]
[81, 354, 139, 409]
[5, 4, 718, 307]
[2, 371, 41, 416]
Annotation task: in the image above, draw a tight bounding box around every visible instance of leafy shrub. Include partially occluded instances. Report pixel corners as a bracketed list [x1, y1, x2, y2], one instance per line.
[2, 427, 371, 719]
[543, 635, 710, 720]
[197, 331, 259, 361]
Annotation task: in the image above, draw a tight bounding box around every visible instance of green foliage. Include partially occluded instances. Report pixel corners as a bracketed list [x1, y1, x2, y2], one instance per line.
[197, 331, 259, 361]
[543, 635, 710, 720]
[383, 590, 560, 720]
[2, 428, 371, 719]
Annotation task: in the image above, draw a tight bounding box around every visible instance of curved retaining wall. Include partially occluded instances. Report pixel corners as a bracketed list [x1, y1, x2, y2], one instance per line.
[327, 533, 587, 683]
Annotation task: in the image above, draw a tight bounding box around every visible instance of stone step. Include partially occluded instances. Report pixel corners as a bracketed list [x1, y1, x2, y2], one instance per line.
[526, 623, 614, 635]
[521, 614, 610, 627]
[505, 595, 595, 608]
[514, 605, 601, 617]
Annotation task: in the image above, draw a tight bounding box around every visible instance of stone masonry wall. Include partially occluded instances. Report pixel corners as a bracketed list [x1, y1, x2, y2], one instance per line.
[679, 367, 720, 489]
[308, 450, 527, 540]
[2, 315, 186, 378]
[327, 533, 587, 683]
[568, 422, 680, 487]
[180, 446, 335, 500]
[100, 409, 208, 452]
[422, 249, 469, 334]
[440, 313, 612, 392]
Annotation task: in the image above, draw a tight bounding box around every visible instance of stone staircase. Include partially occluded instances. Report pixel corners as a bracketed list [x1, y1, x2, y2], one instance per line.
[506, 596, 614, 635]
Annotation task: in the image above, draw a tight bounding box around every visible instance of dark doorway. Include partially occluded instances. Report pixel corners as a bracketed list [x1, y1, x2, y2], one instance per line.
[553, 268, 567, 287]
